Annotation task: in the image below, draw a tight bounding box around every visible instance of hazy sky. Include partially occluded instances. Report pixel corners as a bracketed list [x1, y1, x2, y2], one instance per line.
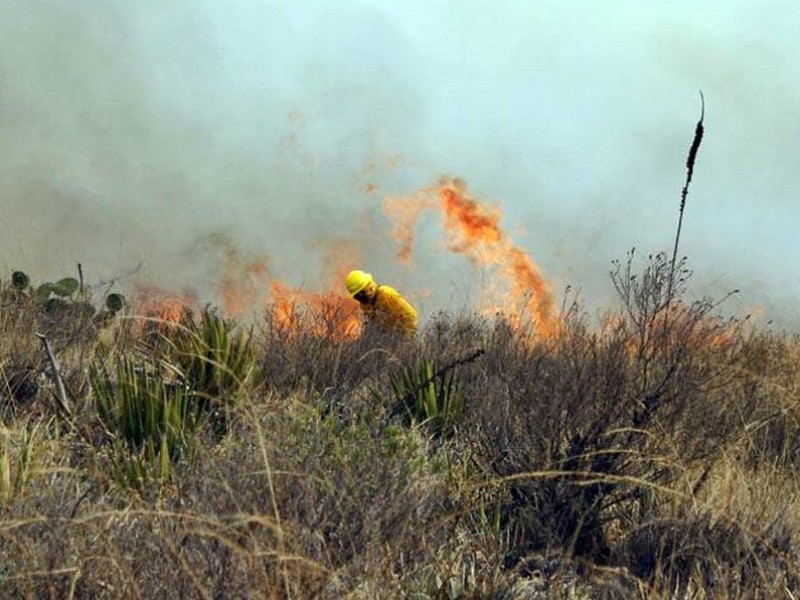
[2, 1, 799, 326]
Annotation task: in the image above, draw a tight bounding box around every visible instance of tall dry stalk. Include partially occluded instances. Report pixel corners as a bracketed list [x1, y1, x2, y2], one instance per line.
[667, 91, 706, 301]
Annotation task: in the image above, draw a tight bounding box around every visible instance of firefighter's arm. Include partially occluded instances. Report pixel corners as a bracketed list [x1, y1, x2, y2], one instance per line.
[383, 287, 418, 334]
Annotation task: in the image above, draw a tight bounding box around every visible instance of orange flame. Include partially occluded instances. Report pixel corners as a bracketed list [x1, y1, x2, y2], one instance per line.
[602, 303, 740, 359]
[384, 192, 434, 263]
[134, 285, 197, 336]
[266, 237, 364, 340]
[128, 177, 561, 340]
[384, 177, 559, 336]
[269, 281, 362, 340]
[198, 233, 363, 340]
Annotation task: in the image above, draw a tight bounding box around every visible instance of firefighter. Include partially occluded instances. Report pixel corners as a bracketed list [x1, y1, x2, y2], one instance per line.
[345, 270, 418, 337]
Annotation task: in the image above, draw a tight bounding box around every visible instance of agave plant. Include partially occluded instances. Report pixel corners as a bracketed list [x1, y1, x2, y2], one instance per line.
[391, 357, 465, 439]
[165, 308, 259, 434]
[91, 355, 206, 489]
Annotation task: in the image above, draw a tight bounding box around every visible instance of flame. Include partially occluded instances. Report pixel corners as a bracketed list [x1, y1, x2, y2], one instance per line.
[262, 237, 364, 340]
[269, 281, 362, 339]
[196, 233, 363, 340]
[127, 177, 562, 340]
[602, 303, 739, 360]
[384, 177, 559, 336]
[659, 303, 739, 352]
[439, 182, 557, 334]
[384, 191, 435, 263]
[134, 285, 197, 335]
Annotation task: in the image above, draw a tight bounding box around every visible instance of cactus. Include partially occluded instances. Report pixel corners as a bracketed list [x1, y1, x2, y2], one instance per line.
[13, 272, 109, 331]
[11, 271, 29, 290]
[34, 284, 53, 303]
[33, 278, 78, 303]
[43, 297, 68, 314]
[51, 278, 79, 297]
[106, 293, 125, 313]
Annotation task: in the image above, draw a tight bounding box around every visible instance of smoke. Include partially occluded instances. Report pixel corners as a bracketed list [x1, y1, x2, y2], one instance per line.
[0, 1, 424, 296]
[2, 1, 799, 328]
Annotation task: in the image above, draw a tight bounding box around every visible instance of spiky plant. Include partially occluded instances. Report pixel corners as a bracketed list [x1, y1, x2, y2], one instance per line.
[166, 308, 258, 434]
[91, 355, 206, 489]
[391, 357, 465, 438]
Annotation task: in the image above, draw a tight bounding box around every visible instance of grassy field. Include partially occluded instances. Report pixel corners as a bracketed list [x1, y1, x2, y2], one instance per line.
[1, 251, 799, 599]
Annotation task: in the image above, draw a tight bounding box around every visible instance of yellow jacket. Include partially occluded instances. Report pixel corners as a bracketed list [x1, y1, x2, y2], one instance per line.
[361, 285, 418, 336]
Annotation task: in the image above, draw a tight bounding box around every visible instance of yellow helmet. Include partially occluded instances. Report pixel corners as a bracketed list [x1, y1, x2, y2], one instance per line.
[345, 270, 374, 297]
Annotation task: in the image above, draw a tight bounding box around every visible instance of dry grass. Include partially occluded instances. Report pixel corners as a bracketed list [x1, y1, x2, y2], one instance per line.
[0, 255, 799, 599]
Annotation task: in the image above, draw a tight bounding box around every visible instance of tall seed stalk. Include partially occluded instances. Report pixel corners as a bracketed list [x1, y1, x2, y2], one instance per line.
[667, 91, 706, 302]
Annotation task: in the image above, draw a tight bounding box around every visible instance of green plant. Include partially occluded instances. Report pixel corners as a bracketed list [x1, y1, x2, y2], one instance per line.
[10, 270, 29, 290]
[34, 277, 80, 303]
[391, 357, 464, 438]
[105, 292, 125, 313]
[166, 308, 258, 434]
[91, 355, 206, 489]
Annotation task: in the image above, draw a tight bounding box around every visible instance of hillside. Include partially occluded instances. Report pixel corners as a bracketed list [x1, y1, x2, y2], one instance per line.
[1, 251, 798, 599]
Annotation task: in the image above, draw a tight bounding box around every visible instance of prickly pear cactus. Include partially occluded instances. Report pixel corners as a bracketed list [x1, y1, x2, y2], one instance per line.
[51, 278, 80, 297]
[34, 283, 53, 303]
[43, 297, 68, 314]
[105, 293, 125, 313]
[11, 270, 29, 290]
[32, 277, 79, 304]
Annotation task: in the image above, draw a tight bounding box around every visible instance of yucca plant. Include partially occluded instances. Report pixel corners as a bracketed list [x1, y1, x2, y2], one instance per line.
[91, 355, 206, 488]
[107, 435, 174, 492]
[391, 357, 465, 438]
[165, 308, 258, 434]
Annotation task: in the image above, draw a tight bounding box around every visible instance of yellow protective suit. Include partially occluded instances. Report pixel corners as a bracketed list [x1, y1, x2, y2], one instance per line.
[360, 284, 418, 337]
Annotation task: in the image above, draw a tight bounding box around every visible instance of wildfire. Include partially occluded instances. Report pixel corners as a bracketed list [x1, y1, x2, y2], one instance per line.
[204, 233, 363, 340]
[269, 281, 363, 340]
[384, 177, 559, 336]
[134, 285, 197, 333]
[601, 302, 740, 360]
[127, 176, 560, 340]
[266, 237, 365, 340]
[384, 191, 434, 263]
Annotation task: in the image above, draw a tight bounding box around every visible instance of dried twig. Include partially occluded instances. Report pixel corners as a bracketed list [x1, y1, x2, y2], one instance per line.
[77, 263, 85, 297]
[34, 332, 72, 418]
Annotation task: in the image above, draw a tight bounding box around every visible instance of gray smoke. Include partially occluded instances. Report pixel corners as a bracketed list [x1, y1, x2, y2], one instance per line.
[2, 1, 798, 328]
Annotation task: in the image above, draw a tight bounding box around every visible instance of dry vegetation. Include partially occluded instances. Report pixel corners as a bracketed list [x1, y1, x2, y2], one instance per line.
[1, 251, 800, 599]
